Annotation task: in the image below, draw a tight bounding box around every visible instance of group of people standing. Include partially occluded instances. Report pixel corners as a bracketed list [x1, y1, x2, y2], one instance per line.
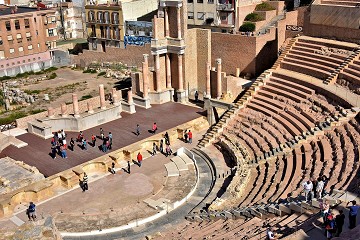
[50, 129, 68, 159]
[302, 175, 328, 202]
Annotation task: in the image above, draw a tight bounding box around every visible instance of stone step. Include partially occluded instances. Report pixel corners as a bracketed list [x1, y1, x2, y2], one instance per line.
[178, 153, 194, 165]
[171, 156, 188, 171]
[164, 162, 180, 176]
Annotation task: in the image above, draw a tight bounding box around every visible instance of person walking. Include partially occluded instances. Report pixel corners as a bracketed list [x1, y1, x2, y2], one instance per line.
[70, 138, 75, 151]
[317, 179, 325, 199]
[195, 91, 199, 102]
[159, 139, 164, 153]
[110, 162, 116, 174]
[302, 180, 313, 202]
[346, 200, 359, 229]
[164, 132, 170, 145]
[152, 122, 157, 134]
[137, 152, 143, 167]
[51, 146, 57, 159]
[335, 209, 345, 237]
[152, 142, 157, 156]
[82, 138, 88, 150]
[127, 161, 131, 174]
[184, 130, 188, 143]
[136, 124, 140, 136]
[165, 144, 173, 157]
[27, 202, 37, 221]
[266, 227, 277, 240]
[108, 132, 113, 150]
[188, 130, 193, 144]
[82, 173, 88, 192]
[91, 134, 96, 147]
[100, 128, 104, 140]
[325, 211, 337, 240]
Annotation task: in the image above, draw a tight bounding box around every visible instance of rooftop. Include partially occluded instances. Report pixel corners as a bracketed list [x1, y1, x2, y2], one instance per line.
[0, 5, 52, 16]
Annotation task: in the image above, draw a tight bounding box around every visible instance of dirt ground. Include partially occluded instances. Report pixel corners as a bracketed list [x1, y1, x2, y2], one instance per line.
[13, 67, 123, 113]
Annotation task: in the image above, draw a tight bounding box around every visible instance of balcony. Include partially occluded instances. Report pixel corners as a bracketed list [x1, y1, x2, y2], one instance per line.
[217, 3, 234, 11]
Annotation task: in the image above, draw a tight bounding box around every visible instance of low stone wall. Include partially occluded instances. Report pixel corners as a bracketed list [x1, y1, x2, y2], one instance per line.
[0, 116, 209, 218]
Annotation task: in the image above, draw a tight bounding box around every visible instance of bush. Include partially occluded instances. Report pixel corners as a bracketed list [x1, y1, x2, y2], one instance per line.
[83, 69, 97, 74]
[24, 89, 41, 95]
[48, 72, 57, 79]
[97, 71, 106, 76]
[30, 109, 46, 114]
[255, 2, 276, 11]
[0, 111, 27, 125]
[80, 94, 93, 101]
[239, 22, 256, 32]
[245, 13, 265, 22]
[0, 76, 12, 81]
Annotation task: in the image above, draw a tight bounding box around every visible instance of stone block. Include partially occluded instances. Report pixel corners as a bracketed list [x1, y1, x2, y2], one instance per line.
[289, 202, 302, 213]
[278, 204, 292, 215]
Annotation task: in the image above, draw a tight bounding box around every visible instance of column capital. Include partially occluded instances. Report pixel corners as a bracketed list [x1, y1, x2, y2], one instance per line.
[216, 58, 222, 65]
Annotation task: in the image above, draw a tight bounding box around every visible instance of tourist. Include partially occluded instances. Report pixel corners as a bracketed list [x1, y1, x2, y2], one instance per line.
[60, 146, 67, 158]
[100, 127, 104, 140]
[61, 129, 66, 139]
[136, 124, 140, 136]
[137, 152, 143, 167]
[152, 122, 158, 134]
[335, 209, 345, 236]
[164, 132, 170, 145]
[321, 200, 330, 223]
[184, 130, 188, 143]
[127, 161, 131, 174]
[70, 138, 75, 151]
[51, 137, 56, 147]
[82, 138, 88, 150]
[54, 132, 59, 143]
[159, 139, 164, 153]
[77, 131, 83, 142]
[346, 200, 359, 229]
[322, 175, 329, 196]
[266, 227, 276, 240]
[165, 144, 173, 157]
[311, 177, 318, 198]
[81, 173, 88, 192]
[27, 202, 36, 221]
[51, 146, 57, 159]
[152, 142, 157, 156]
[188, 130, 193, 144]
[110, 162, 116, 174]
[91, 134, 96, 147]
[325, 211, 336, 239]
[302, 180, 313, 202]
[195, 91, 199, 102]
[317, 178, 325, 199]
[62, 138, 67, 149]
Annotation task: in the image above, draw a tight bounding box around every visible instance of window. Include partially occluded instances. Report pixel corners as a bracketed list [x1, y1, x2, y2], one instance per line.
[197, 12, 205, 20]
[48, 29, 54, 37]
[37, 44, 40, 48]
[220, 15, 227, 20]
[208, 0, 214, 3]
[36, 30, 38, 36]
[26, 32, 31, 41]
[51, 17, 56, 23]
[15, 20, 20, 30]
[34, 17, 36, 23]
[23, 60, 25, 63]
[28, 45, 33, 50]
[5, 21, 11, 31]
[9, 48, 14, 54]
[16, 33, 22, 39]
[197, 0, 203, 2]
[188, 0, 193, 2]
[18, 47, 23, 52]
[24, 19, 30, 28]
[0, 51, 4, 59]
[207, 13, 214, 19]
[188, 12, 194, 19]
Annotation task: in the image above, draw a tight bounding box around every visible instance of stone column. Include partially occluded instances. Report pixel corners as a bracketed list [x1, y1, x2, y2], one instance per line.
[72, 94, 80, 117]
[206, 61, 211, 98]
[112, 87, 120, 106]
[99, 84, 106, 110]
[178, 54, 183, 91]
[61, 103, 67, 117]
[216, 58, 222, 99]
[166, 53, 171, 89]
[164, 7, 169, 37]
[176, 6, 181, 39]
[155, 53, 161, 92]
[127, 89, 133, 104]
[143, 54, 149, 99]
[236, 68, 240, 78]
[153, 15, 157, 39]
[47, 107, 55, 118]
[87, 102, 94, 114]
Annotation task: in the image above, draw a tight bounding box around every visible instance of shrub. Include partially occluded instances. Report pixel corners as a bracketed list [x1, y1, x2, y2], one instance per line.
[0, 111, 27, 125]
[30, 109, 46, 114]
[0, 76, 12, 81]
[245, 13, 265, 22]
[24, 89, 41, 95]
[83, 69, 97, 74]
[48, 72, 57, 79]
[255, 2, 276, 11]
[239, 22, 256, 32]
[97, 71, 106, 76]
[80, 94, 93, 101]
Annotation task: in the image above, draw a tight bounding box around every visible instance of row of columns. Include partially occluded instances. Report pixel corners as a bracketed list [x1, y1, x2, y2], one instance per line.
[48, 84, 127, 118]
[162, 6, 181, 39]
[205, 58, 222, 99]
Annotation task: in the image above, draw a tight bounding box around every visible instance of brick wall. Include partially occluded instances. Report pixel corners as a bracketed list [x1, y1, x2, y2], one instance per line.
[73, 44, 153, 68]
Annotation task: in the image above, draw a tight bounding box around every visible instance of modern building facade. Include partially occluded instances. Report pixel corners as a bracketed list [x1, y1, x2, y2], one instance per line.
[0, 5, 58, 76]
[56, 1, 85, 39]
[85, 2, 124, 51]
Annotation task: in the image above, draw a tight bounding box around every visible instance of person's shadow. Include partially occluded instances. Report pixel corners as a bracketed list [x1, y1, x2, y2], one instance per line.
[122, 167, 130, 174]
[132, 160, 140, 167]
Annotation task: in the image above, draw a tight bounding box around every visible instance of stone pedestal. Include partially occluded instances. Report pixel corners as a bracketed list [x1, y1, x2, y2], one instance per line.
[204, 97, 215, 126]
[133, 95, 151, 109]
[87, 102, 94, 114]
[47, 107, 55, 118]
[61, 103, 67, 117]
[99, 84, 106, 110]
[72, 94, 80, 118]
[176, 90, 187, 103]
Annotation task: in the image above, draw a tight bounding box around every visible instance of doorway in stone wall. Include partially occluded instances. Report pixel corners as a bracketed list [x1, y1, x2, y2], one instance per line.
[101, 41, 106, 52]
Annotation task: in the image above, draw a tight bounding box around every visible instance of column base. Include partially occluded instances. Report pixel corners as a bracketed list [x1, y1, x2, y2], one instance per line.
[122, 102, 136, 114]
[148, 89, 173, 104]
[204, 97, 215, 125]
[133, 95, 151, 109]
[176, 90, 187, 103]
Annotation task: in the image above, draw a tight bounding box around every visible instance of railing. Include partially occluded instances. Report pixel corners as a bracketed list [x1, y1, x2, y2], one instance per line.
[216, 3, 234, 11]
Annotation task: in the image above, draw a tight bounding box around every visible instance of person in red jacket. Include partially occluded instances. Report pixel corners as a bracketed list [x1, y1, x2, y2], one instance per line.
[188, 130, 193, 144]
[137, 152, 143, 167]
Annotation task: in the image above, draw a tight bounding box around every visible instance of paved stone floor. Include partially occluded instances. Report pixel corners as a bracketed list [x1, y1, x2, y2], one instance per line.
[0, 102, 205, 177]
[0, 126, 206, 236]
